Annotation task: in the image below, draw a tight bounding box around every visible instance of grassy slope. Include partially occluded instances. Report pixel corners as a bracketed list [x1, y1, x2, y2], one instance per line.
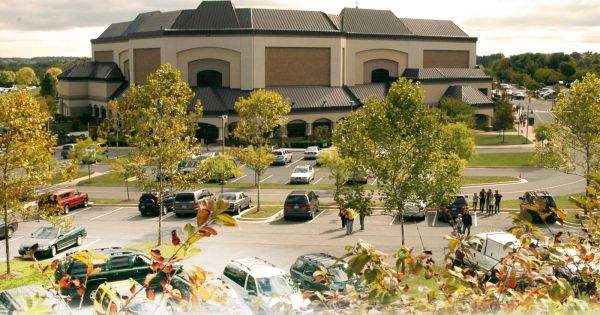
[468, 152, 534, 167]
[474, 133, 531, 146]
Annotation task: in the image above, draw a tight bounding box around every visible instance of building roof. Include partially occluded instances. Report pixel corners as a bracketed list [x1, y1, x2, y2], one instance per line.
[346, 83, 388, 103]
[58, 62, 125, 81]
[94, 0, 475, 42]
[402, 68, 490, 81]
[444, 85, 494, 106]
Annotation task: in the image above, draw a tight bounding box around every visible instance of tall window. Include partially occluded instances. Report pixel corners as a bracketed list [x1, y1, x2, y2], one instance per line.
[197, 70, 222, 87]
[371, 69, 390, 83]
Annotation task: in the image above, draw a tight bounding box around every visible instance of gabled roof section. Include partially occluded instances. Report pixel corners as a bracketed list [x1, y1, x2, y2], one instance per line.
[402, 68, 490, 81]
[268, 86, 354, 110]
[58, 62, 125, 82]
[174, 0, 240, 29]
[399, 18, 468, 37]
[124, 10, 181, 34]
[340, 8, 411, 35]
[250, 9, 338, 31]
[444, 85, 494, 106]
[346, 83, 388, 102]
[98, 21, 131, 39]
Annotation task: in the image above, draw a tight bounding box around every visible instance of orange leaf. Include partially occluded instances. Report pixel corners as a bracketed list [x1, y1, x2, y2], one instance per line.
[171, 230, 181, 246]
[151, 261, 160, 273]
[50, 259, 59, 270]
[146, 288, 156, 300]
[151, 249, 164, 263]
[506, 274, 518, 289]
[144, 273, 157, 287]
[76, 285, 86, 297]
[160, 280, 168, 288]
[199, 226, 217, 237]
[88, 267, 102, 277]
[196, 209, 211, 227]
[130, 283, 136, 295]
[163, 264, 173, 275]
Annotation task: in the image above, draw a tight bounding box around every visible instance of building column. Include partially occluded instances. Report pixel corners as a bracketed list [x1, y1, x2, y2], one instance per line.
[331, 121, 337, 132]
[306, 123, 313, 137]
[486, 116, 493, 131]
[217, 127, 224, 142]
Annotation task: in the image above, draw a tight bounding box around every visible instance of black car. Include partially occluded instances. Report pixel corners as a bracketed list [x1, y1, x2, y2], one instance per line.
[139, 191, 175, 216]
[0, 214, 18, 239]
[290, 253, 349, 292]
[283, 191, 320, 220]
[437, 195, 468, 222]
[55, 247, 182, 298]
[0, 285, 71, 315]
[18, 225, 87, 258]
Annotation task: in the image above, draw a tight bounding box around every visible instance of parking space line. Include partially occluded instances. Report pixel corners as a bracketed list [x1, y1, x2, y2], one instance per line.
[370, 178, 378, 186]
[312, 177, 323, 185]
[388, 214, 397, 226]
[432, 211, 437, 227]
[231, 174, 247, 183]
[65, 207, 92, 217]
[259, 175, 273, 183]
[474, 211, 478, 227]
[90, 207, 125, 221]
[285, 159, 303, 168]
[78, 239, 101, 250]
[308, 208, 327, 224]
[0, 236, 24, 246]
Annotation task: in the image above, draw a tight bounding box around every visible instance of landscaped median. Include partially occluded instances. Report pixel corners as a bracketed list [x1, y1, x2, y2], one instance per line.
[474, 133, 531, 146]
[237, 205, 282, 221]
[468, 152, 535, 167]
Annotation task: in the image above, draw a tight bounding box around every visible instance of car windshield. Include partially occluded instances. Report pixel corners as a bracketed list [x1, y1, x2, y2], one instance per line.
[32, 227, 58, 239]
[328, 266, 348, 282]
[540, 196, 557, 207]
[219, 194, 237, 201]
[257, 275, 294, 295]
[294, 168, 309, 173]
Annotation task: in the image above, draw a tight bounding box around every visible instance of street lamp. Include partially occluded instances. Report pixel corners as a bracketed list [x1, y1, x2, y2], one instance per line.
[350, 100, 355, 112]
[220, 115, 228, 154]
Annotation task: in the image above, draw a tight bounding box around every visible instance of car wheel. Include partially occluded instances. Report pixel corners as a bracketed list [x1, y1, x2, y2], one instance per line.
[83, 199, 89, 208]
[236, 206, 241, 215]
[76, 235, 83, 246]
[175, 213, 182, 218]
[6, 227, 14, 239]
[89, 289, 97, 302]
[63, 204, 70, 214]
[50, 245, 57, 258]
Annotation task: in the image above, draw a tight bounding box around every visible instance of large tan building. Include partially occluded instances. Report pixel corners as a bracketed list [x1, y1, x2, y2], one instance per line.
[58, 0, 493, 142]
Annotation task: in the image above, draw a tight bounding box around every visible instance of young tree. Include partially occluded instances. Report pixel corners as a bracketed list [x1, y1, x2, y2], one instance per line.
[312, 125, 331, 144]
[534, 121, 551, 149]
[70, 137, 107, 182]
[0, 90, 67, 274]
[39, 73, 59, 98]
[318, 151, 352, 205]
[15, 67, 38, 86]
[441, 122, 477, 161]
[492, 96, 515, 142]
[333, 78, 464, 246]
[45, 67, 63, 78]
[111, 156, 137, 200]
[438, 96, 476, 127]
[232, 90, 291, 212]
[198, 154, 243, 193]
[114, 64, 202, 245]
[0, 70, 15, 87]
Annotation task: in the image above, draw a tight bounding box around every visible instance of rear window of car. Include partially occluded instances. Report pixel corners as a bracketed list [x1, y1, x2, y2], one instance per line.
[175, 194, 195, 202]
[285, 195, 308, 204]
[453, 196, 467, 205]
[140, 194, 156, 201]
[62, 145, 72, 150]
[273, 151, 283, 156]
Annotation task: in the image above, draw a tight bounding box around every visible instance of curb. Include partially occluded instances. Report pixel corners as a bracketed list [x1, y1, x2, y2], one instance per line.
[461, 179, 526, 187]
[236, 209, 283, 222]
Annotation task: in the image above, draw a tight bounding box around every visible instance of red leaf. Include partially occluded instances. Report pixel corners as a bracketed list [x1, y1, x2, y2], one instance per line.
[151, 261, 160, 273]
[57, 275, 71, 289]
[171, 230, 181, 246]
[160, 280, 168, 288]
[198, 226, 217, 237]
[146, 288, 155, 300]
[150, 249, 164, 264]
[76, 285, 86, 297]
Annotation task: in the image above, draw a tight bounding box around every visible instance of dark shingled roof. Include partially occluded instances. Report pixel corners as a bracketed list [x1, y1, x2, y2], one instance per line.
[402, 68, 490, 81]
[58, 62, 125, 81]
[94, 0, 474, 42]
[346, 83, 388, 102]
[444, 85, 494, 105]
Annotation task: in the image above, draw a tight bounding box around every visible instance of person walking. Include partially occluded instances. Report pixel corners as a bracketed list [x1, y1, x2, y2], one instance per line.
[479, 189, 485, 212]
[486, 189, 493, 214]
[472, 193, 478, 211]
[339, 208, 347, 229]
[359, 212, 366, 230]
[455, 214, 464, 236]
[494, 190, 503, 214]
[462, 210, 472, 236]
[345, 208, 357, 235]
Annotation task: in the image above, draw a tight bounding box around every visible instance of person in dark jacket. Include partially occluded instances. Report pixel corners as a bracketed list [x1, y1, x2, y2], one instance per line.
[479, 189, 485, 212]
[462, 210, 473, 236]
[486, 189, 493, 214]
[494, 190, 503, 214]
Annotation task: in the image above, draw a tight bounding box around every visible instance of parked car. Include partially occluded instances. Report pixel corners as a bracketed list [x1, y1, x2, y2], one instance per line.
[401, 201, 427, 221]
[272, 149, 292, 165]
[519, 191, 565, 223]
[60, 144, 75, 159]
[541, 91, 557, 100]
[512, 91, 526, 100]
[345, 170, 368, 185]
[505, 89, 513, 96]
[0, 212, 18, 239]
[55, 247, 182, 298]
[138, 190, 175, 216]
[283, 190, 320, 220]
[38, 189, 89, 214]
[92, 279, 169, 315]
[167, 275, 253, 315]
[174, 189, 214, 217]
[0, 285, 71, 315]
[82, 143, 108, 163]
[290, 253, 349, 292]
[290, 165, 315, 184]
[222, 257, 310, 313]
[303, 146, 319, 160]
[18, 225, 87, 258]
[536, 88, 554, 97]
[437, 195, 468, 222]
[218, 192, 251, 215]
[179, 159, 200, 174]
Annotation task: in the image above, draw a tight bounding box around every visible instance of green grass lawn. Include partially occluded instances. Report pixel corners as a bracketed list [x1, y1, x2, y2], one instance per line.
[468, 152, 534, 167]
[29, 87, 41, 98]
[0, 260, 53, 290]
[50, 171, 88, 184]
[77, 172, 132, 187]
[460, 176, 518, 185]
[474, 133, 531, 146]
[239, 206, 281, 219]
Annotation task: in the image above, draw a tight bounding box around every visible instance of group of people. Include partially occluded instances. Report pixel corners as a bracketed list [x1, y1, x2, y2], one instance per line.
[451, 209, 473, 236]
[473, 188, 503, 215]
[339, 208, 365, 235]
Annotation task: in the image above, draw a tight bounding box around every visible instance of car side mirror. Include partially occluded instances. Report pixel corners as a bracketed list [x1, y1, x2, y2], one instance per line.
[518, 197, 523, 200]
[247, 289, 257, 296]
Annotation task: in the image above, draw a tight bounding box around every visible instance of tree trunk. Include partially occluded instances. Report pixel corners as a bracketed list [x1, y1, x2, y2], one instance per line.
[585, 145, 591, 215]
[502, 129, 506, 143]
[87, 163, 91, 182]
[4, 203, 10, 275]
[256, 172, 261, 214]
[125, 178, 130, 201]
[158, 161, 163, 245]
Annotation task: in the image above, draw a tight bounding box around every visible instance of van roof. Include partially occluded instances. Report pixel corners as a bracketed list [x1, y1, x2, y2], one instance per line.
[475, 232, 518, 245]
[228, 257, 286, 278]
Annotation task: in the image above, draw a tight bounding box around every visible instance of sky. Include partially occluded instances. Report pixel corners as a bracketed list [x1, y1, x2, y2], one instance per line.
[1, 0, 599, 58]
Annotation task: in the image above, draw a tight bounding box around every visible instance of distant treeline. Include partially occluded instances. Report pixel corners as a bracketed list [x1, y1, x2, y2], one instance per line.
[477, 52, 600, 90]
[0, 56, 89, 81]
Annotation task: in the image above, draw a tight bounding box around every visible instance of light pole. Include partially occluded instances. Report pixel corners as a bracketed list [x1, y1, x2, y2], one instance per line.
[524, 103, 530, 144]
[220, 115, 228, 154]
[350, 101, 355, 113]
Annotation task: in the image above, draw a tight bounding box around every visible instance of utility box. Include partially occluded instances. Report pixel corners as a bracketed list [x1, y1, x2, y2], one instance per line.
[528, 117, 535, 126]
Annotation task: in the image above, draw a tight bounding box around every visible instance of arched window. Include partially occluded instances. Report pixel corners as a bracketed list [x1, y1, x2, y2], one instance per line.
[371, 69, 390, 83]
[197, 70, 223, 87]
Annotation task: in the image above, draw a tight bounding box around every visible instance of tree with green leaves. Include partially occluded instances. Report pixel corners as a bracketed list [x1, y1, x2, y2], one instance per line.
[442, 122, 477, 161]
[312, 125, 331, 144]
[0, 70, 15, 87]
[438, 96, 475, 127]
[492, 96, 515, 142]
[535, 73, 600, 210]
[70, 137, 107, 182]
[534, 121, 551, 149]
[114, 64, 202, 245]
[45, 67, 62, 78]
[39, 72, 58, 98]
[333, 78, 464, 246]
[231, 89, 291, 212]
[199, 154, 243, 193]
[318, 150, 352, 205]
[0, 89, 75, 274]
[15, 67, 38, 86]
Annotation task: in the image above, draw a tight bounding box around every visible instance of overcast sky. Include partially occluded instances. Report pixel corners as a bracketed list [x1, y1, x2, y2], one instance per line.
[1, 0, 599, 58]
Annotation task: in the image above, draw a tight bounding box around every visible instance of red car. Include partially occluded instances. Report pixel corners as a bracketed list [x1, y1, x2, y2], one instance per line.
[39, 189, 89, 214]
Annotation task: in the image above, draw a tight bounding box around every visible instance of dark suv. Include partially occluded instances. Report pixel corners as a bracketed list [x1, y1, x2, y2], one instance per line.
[0, 213, 18, 239]
[284, 190, 320, 220]
[519, 191, 564, 223]
[290, 253, 348, 292]
[437, 195, 468, 222]
[138, 191, 175, 216]
[55, 247, 181, 298]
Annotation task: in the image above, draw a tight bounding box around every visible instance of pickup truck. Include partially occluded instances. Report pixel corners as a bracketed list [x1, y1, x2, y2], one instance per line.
[39, 189, 89, 215]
